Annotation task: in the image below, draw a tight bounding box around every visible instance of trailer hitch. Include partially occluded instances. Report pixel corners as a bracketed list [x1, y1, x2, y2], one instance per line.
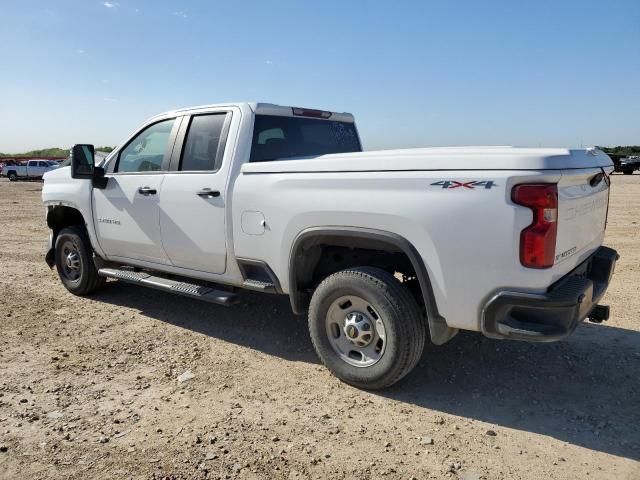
[588, 304, 610, 323]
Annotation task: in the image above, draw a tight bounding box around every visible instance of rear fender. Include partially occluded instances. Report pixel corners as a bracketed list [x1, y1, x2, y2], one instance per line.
[288, 226, 457, 345]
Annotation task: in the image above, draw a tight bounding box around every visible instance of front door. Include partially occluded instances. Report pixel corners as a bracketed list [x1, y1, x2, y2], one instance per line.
[158, 112, 231, 274]
[92, 118, 179, 264]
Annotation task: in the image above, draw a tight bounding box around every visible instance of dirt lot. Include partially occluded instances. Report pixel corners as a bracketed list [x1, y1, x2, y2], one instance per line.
[0, 174, 638, 480]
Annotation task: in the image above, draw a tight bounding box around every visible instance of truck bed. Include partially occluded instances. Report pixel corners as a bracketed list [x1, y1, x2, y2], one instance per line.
[241, 146, 613, 173]
[235, 146, 613, 333]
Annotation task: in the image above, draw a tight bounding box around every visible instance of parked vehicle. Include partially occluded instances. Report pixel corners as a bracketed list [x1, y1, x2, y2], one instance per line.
[2, 159, 59, 181]
[610, 154, 639, 175]
[0, 160, 17, 176]
[620, 156, 640, 175]
[42, 103, 619, 389]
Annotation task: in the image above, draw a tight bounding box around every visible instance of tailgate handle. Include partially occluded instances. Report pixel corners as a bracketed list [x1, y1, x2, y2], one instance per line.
[589, 172, 605, 187]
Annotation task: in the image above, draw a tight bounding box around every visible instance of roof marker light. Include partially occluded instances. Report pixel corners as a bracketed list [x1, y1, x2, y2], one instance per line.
[292, 107, 332, 119]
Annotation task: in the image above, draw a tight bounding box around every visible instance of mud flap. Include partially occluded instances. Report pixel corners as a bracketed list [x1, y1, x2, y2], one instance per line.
[45, 233, 55, 268]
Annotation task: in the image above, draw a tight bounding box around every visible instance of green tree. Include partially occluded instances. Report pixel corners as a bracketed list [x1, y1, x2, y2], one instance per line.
[600, 146, 640, 156]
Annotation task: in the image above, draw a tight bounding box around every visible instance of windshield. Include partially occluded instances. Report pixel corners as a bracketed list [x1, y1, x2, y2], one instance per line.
[250, 115, 361, 162]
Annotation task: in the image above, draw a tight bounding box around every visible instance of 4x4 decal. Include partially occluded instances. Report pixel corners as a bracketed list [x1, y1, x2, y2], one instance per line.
[430, 180, 497, 189]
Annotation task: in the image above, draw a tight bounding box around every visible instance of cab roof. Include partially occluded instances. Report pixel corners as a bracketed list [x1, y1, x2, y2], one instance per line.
[150, 102, 355, 123]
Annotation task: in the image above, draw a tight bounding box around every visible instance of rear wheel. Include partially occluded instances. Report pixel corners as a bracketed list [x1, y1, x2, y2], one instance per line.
[54, 226, 105, 295]
[8, 172, 17, 181]
[308, 267, 426, 389]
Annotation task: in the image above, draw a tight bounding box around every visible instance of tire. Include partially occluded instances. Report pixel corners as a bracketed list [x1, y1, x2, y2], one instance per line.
[623, 170, 633, 175]
[54, 226, 105, 296]
[308, 267, 426, 389]
[8, 172, 17, 181]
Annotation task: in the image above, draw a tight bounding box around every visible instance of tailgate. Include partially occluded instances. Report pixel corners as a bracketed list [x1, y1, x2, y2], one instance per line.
[554, 167, 609, 269]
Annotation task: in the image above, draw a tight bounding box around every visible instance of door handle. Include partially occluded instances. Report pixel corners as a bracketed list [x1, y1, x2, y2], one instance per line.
[138, 186, 157, 195]
[196, 188, 220, 198]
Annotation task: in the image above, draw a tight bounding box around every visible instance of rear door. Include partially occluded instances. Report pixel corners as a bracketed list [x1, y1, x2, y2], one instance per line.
[555, 167, 610, 269]
[92, 117, 180, 264]
[158, 111, 233, 274]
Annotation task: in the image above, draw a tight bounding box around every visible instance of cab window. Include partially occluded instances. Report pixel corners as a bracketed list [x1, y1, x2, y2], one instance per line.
[180, 113, 228, 172]
[250, 115, 361, 162]
[117, 119, 176, 173]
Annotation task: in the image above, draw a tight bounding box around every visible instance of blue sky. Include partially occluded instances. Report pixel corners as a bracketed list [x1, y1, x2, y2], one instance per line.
[1, 0, 638, 152]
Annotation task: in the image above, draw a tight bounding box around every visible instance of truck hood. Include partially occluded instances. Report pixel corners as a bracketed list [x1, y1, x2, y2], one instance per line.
[43, 165, 70, 181]
[241, 146, 613, 173]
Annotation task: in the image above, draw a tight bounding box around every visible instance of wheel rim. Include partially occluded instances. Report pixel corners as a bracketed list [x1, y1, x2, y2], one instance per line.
[325, 295, 386, 368]
[60, 240, 82, 282]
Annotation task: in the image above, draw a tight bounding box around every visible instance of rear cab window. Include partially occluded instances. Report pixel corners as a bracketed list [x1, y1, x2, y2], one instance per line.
[250, 114, 361, 162]
[179, 113, 229, 172]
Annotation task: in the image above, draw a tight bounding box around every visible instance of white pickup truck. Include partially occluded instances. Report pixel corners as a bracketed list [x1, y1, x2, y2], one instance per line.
[42, 102, 619, 389]
[3, 159, 59, 180]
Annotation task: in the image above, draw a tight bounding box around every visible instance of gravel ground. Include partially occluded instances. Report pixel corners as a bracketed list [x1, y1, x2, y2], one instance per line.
[0, 174, 638, 480]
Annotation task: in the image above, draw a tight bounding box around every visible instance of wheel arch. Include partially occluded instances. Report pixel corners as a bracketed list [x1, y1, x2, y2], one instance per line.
[288, 226, 457, 345]
[46, 204, 86, 232]
[45, 204, 98, 268]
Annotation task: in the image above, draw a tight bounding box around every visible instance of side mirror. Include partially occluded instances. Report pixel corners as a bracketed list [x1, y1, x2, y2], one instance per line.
[71, 144, 95, 179]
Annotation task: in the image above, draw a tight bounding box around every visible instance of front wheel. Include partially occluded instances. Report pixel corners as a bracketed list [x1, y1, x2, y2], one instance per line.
[54, 226, 105, 296]
[308, 267, 426, 389]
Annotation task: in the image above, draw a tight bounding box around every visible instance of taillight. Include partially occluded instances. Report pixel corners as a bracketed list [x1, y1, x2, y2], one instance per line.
[512, 183, 558, 269]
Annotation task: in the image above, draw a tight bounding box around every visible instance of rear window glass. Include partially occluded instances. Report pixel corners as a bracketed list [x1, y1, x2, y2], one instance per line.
[250, 115, 361, 162]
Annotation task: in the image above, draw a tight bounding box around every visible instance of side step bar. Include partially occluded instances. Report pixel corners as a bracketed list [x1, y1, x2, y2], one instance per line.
[242, 279, 276, 293]
[98, 268, 239, 306]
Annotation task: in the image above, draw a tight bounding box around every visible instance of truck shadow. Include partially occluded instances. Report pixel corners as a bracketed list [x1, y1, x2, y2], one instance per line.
[387, 324, 640, 462]
[93, 282, 319, 363]
[93, 282, 640, 461]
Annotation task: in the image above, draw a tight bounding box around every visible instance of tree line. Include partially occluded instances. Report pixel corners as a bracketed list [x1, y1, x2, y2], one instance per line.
[600, 146, 640, 156]
[0, 146, 115, 158]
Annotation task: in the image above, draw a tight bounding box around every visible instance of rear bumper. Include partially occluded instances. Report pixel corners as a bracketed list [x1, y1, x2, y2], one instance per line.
[482, 246, 619, 342]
